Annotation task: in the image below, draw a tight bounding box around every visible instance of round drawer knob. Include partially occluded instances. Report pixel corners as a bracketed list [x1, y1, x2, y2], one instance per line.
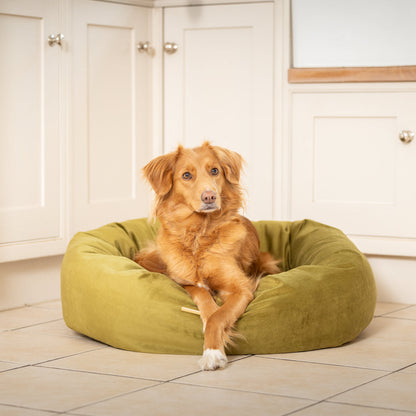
[399, 130, 415, 144]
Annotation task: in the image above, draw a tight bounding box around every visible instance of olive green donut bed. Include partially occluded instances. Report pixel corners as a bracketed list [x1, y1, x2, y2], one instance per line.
[61, 218, 376, 355]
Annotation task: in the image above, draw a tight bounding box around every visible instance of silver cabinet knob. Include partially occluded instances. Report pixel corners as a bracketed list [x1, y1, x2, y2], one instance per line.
[137, 41, 152, 54]
[48, 33, 64, 47]
[164, 42, 178, 54]
[399, 130, 415, 144]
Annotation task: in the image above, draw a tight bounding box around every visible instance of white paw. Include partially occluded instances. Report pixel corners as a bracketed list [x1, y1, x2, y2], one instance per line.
[199, 349, 227, 371]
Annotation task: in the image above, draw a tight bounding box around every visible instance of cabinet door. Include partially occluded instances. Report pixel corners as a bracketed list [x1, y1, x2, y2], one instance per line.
[291, 92, 416, 256]
[164, 4, 274, 220]
[71, 0, 152, 233]
[0, 0, 63, 262]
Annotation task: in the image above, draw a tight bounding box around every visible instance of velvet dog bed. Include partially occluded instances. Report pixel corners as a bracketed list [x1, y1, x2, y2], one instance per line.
[61, 218, 376, 354]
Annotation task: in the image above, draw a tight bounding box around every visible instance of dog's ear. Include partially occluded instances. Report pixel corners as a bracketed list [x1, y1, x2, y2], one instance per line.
[142, 147, 181, 195]
[211, 145, 244, 185]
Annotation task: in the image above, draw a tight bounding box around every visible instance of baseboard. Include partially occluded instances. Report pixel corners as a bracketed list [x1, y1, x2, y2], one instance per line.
[0, 255, 62, 311]
[367, 256, 416, 304]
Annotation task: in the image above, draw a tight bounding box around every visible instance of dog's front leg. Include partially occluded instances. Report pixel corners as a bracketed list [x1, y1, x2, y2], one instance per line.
[200, 286, 253, 371]
[183, 285, 219, 331]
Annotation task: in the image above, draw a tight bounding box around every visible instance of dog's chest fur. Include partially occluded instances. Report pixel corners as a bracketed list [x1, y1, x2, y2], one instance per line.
[185, 222, 218, 255]
[183, 216, 244, 256]
[158, 215, 247, 287]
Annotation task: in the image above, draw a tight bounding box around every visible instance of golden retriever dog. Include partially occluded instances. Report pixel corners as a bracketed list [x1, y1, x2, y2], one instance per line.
[134, 142, 279, 370]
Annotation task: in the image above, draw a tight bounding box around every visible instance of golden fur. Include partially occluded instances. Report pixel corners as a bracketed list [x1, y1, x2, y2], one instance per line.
[134, 142, 279, 370]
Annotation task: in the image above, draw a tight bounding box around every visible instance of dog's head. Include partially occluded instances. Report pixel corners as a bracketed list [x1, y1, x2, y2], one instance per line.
[143, 142, 244, 217]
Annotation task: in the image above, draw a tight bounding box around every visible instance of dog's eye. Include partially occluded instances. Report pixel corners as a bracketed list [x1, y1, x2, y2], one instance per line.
[211, 168, 219, 176]
[182, 172, 193, 181]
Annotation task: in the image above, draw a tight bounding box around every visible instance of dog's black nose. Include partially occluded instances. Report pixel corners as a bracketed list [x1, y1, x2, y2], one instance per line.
[201, 190, 216, 204]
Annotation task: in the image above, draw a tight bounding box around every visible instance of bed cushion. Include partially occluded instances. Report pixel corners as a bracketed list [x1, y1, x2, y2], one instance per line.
[61, 218, 376, 354]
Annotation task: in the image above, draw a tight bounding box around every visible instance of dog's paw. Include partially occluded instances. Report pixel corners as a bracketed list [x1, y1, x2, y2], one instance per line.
[199, 349, 227, 371]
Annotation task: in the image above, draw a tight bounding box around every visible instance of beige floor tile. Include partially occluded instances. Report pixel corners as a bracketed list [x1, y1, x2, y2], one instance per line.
[374, 302, 410, 317]
[331, 372, 416, 413]
[177, 356, 386, 401]
[0, 330, 104, 364]
[0, 405, 57, 416]
[361, 317, 416, 343]
[290, 401, 415, 416]
[386, 305, 416, 320]
[72, 381, 312, 416]
[261, 335, 416, 371]
[17, 319, 81, 338]
[0, 307, 62, 330]
[0, 366, 158, 413]
[42, 348, 205, 381]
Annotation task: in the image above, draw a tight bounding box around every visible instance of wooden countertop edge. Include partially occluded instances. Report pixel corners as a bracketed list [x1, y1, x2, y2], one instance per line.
[288, 66, 416, 83]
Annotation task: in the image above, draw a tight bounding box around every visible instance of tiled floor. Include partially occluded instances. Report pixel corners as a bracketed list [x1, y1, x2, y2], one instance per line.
[1, 301, 416, 416]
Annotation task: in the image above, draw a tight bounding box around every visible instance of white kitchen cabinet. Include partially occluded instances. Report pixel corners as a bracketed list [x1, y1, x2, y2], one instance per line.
[71, 0, 153, 233]
[163, 3, 274, 220]
[290, 91, 416, 256]
[2, 0, 414, 266]
[0, 0, 153, 262]
[0, 0, 64, 262]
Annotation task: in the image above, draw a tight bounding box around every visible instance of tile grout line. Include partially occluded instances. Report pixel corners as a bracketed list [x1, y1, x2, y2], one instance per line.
[255, 354, 392, 373]
[36, 363, 167, 383]
[169, 377, 317, 402]
[64, 381, 167, 414]
[0, 401, 63, 415]
[169, 354, 415, 413]
[2, 318, 65, 333]
[279, 400, 326, 416]
[325, 401, 416, 415]
[25, 299, 61, 308]
[35, 352, 416, 409]
[161, 354, 254, 383]
[24, 345, 108, 367]
[0, 304, 57, 313]
[302, 361, 416, 413]
[168, 356, 321, 403]
[376, 315, 416, 322]
[376, 304, 416, 317]
[4, 350, 414, 414]
[279, 360, 416, 416]
[59, 357, 246, 415]
[37, 354, 254, 385]
[0, 363, 31, 375]
[281, 398, 416, 416]
[42, 353, 316, 408]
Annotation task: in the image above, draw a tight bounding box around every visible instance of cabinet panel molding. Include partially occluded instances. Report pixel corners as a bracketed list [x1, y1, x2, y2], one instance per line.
[86, 24, 136, 204]
[71, 0, 152, 234]
[313, 116, 396, 205]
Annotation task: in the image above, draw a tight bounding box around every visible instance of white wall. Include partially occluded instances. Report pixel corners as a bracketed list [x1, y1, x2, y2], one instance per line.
[292, 0, 416, 67]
